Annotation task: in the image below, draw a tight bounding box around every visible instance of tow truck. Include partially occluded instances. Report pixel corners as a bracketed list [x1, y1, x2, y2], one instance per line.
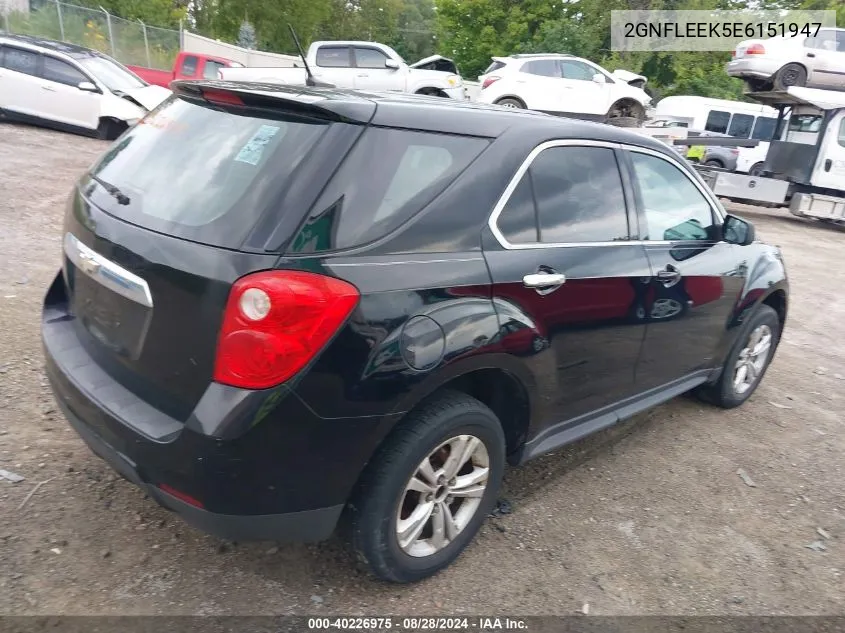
[665, 87, 845, 224]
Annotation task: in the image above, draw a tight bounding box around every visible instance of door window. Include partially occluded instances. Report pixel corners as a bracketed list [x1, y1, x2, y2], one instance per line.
[727, 113, 754, 139]
[838, 118, 845, 148]
[704, 110, 730, 134]
[316, 46, 351, 68]
[1, 46, 39, 76]
[353, 47, 389, 69]
[42, 56, 88, 87]
[521, 60, 559, 77]
[179, 55, 198, 76]
[496, 145, 630, 244]
[629, 151, 715, 242]
[559, 60, 595, 81]
[751, 116, 777, 141]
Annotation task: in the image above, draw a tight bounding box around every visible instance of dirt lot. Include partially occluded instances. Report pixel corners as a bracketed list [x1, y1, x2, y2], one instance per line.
[0, 122, 843, 616]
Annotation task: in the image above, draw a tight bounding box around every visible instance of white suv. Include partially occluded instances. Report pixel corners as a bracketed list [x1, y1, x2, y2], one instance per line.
[476, 54, 652, 126]
[0, 34, 171, 140]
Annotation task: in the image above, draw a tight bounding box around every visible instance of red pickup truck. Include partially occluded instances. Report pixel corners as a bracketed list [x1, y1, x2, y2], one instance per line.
[127, 51, 244, 89]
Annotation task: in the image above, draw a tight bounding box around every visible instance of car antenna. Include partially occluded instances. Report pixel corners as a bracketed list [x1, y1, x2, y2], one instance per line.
[288, 24, 335, 89]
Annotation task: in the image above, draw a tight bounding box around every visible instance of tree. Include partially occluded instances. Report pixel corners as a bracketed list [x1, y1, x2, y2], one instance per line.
[237, 18, 257, 49]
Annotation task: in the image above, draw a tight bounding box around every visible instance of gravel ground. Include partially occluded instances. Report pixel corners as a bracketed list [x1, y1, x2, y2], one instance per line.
[0, 122, 843, 616]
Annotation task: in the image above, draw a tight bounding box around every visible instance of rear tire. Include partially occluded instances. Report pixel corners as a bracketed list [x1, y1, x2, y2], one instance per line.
[346, 391, 505, 583]
[703, 159, 724, 168]
[696, 304, 780, 409]
[774, 63, 807, 90]
[605, 116, 642, 128]
[495, 98, 525, 109]
[749, 162, 765, 177]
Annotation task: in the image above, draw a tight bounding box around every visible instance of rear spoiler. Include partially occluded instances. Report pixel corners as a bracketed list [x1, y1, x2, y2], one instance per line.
[170, 80, 376, 124]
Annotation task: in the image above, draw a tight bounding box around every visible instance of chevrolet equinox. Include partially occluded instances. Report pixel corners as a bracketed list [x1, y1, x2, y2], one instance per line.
[42, 81, 789, 583]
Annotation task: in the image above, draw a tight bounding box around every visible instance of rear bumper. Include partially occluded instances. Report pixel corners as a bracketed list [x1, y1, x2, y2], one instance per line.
[42, 272, 392, 542]
[58, 391, 343, 542]
[726, 58, 782, 79]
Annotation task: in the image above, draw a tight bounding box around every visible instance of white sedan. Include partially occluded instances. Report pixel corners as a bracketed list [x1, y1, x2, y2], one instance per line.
[475, 53, 652, 126]
[727, 28, 845, 92]
[0, 34, 171, 139]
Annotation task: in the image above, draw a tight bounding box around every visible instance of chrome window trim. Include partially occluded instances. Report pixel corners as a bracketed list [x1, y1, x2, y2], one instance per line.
[487, 138, 724, 251]
[63, 233, 153, 308]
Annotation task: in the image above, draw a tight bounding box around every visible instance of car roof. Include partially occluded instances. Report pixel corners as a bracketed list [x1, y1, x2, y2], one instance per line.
[173, 80, 673, 153]
[0, 33, 100, 59]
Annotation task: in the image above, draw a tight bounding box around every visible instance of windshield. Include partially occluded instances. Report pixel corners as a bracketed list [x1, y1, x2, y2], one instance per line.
[78, 55, 146, 93]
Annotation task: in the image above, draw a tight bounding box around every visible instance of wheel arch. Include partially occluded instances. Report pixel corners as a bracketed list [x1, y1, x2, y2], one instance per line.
[607, 97, 646, 119]
[494, 95, 527, 108]
[414, 86, 449, 98]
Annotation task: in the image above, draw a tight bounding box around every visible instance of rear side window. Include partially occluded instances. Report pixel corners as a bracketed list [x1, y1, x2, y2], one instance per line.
[752, 116, 777, 141]
[291, 128, 488, 252]
[497, 146, 629, 244]
[705, 110, 730, 134]
[1, 46, 39, 76]
[316, 46, 351, 68]
[521, 60, 559, 77]
[179, 55, 198, 76]
[483, 60, 506, 74]
[727, 113, 754, 138]
[86, 97, 328, 249]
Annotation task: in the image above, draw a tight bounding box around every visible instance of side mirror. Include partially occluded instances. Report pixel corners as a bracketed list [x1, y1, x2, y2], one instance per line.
[384, 59, 400, 70]
[592, 73, 606, 84]
[78, 81, 98, 92]
[723, 214, 755, 246]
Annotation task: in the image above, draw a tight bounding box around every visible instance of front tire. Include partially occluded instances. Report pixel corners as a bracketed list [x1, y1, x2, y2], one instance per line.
[696, 304, 780, 409]
[495, 97, 525, 109]
[346, 391, 505, 583]
[749, 162, 765, 177]
[97, 118, 127, 141]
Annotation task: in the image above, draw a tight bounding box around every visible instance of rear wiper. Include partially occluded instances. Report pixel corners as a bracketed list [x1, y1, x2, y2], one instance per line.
[91, 174, 130, 205]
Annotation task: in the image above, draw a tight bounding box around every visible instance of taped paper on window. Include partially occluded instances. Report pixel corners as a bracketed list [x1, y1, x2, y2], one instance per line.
[235, 125, 280, 166]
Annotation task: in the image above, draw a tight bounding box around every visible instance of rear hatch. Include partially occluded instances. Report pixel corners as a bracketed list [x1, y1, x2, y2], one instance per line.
[59, 87, 367, 420]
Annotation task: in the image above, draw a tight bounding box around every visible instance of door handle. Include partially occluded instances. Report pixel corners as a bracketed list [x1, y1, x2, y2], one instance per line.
[357, 74, 368, 78]
[41, 85, 57, 91]
[825, 159, 832, 172]
[807, 52, 816, 58]
[523, 271, 566, 295]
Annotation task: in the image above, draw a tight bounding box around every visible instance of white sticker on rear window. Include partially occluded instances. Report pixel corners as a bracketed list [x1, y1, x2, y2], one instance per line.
[234, 124, 280, 166]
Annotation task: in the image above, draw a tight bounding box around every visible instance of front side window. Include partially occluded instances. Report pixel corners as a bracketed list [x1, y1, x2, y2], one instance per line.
[559, 60, 596, 81]
[521, 60, 559, 77]
[705, 110, 731, 134]
[78, 55, 145, 92]
[497, 145, 630, 244]
[354, 47, 389, 69]
[42, 56, 88, 87]
[316, 46, 351, 68]
[1, 46, 38, 76]
[728, 113, 754, 139]
[629, 151, 715, 242]
[203, 60, 225, 79]
[838, 118, 845, 148]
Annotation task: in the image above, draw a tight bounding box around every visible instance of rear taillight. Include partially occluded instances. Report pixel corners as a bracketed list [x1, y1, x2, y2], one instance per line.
[481, 76, 501, 90]
[746, 43, 766, 55]
[731, 148, 740, 155]
[213, 270, 360, 390]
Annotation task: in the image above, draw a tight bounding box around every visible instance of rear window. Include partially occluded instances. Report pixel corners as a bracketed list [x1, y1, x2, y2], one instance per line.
[86, 96, 328, 249]
[289, 128, 488, 253]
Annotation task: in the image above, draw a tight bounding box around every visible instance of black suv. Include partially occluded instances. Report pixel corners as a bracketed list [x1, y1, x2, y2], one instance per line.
[42, 82, 788, 583]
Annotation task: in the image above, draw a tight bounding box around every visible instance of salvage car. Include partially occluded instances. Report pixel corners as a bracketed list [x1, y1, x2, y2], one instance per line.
[475, 53, 651, 125]
[43, 81, 788, 583]
[0, 34, 171, 139]
[727, 28, 845, 91]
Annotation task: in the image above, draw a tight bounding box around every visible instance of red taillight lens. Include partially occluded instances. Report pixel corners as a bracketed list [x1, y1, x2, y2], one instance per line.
[746, 43, 766, 55]
[213, 270, 360, 390]
[481, 76, 501, 90]
[202, 88, 244, 106]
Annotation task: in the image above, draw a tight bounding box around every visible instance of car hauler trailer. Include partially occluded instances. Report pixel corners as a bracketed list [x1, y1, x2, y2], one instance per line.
[691, 87, 845, 224]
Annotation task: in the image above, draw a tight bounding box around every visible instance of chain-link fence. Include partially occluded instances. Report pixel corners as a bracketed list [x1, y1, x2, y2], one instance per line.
[1, 0, 180, 69]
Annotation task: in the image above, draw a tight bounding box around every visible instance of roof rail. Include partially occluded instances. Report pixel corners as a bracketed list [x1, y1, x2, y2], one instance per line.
[511, 53, 572, 58]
